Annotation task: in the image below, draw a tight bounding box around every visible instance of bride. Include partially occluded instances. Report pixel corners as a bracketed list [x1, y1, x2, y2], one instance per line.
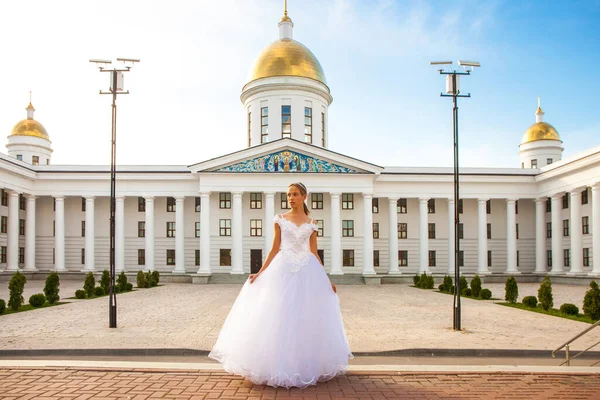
[208, 182, 354, 389]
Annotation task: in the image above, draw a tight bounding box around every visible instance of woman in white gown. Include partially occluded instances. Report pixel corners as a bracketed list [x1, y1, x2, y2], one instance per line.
[208, 182, 354, 389]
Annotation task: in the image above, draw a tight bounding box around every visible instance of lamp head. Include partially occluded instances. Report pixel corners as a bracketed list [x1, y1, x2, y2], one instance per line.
[457, 60, 481, 71]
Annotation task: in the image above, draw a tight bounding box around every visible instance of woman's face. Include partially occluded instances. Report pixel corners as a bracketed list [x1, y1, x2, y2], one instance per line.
[287, 185, 306, 209]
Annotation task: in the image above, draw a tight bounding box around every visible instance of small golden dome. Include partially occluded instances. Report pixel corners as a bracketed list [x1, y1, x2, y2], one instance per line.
[9, 119, 50, 140]
[521, 122, 560, 145]
[247, 39, 327, 86]
[280, 14, 292, 23]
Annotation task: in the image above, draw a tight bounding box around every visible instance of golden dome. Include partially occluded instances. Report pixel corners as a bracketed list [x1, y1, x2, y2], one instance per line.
[247, 39, 327, 86]
[521, 122, 560, 145]
[9, 119, 50, 140]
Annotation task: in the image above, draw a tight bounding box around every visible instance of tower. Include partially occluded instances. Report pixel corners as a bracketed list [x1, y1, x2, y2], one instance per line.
[7, 97, 53, 165]
[519, 98, 562, 169]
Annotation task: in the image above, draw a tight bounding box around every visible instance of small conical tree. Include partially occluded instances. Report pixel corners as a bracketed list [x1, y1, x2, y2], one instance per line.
[583, 281, 600, 320]
[84, 272, 95, 298]
[43, 271, 60, 304]
[505, 276, 519, 303]
[538, 276, 554, 311]
[471, 275, 482, 298]
[100, 270, 110, 294]
[8, 271, 27, 311]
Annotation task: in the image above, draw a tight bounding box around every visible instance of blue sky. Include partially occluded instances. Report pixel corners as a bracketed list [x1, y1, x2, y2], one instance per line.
[0, 0, 598, 168]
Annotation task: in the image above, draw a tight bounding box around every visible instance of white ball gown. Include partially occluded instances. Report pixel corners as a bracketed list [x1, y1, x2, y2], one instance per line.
[208, 214, 354, 389]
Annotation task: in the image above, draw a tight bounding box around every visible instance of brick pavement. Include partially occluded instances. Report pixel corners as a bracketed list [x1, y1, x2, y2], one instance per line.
[0, 367, 599, 400]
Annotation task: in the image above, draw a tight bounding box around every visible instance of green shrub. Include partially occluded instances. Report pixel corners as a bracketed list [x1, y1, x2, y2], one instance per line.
[413, 274, 421, 287]
[459, 276, 468, 292]
[440, 275, 454, 293]
[461, 287, 472, 297]
[583, 281, 600, 320]
[418, 273, 434, 289]
[84, 272, 95, 298]
[538, 276, 554, 311]
[505, 276, 519, 303]
[137, 270, 147, 288]
[94, 286, 105, 296]
[0, 299, 5, 314]
[117, 271, 128, 292]
[100, 270, 110, 294]
[75, 289, 87, 299]
[43, 271, 60, 304]
[29, 293, 46, 308]
[151, 270, 160, 285]
[144, 271, 154, 288]
[559, 303, 579, 316]
[125, 282, 133, 291]
[479, 288, 492, 300]
[8, 271, 27, 311]
[522, 296, 538, 308]
[470, 275, 482, 298]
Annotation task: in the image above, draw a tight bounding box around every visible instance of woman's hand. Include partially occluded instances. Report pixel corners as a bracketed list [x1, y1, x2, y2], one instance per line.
[249, 273, 260, 284]
[331, 282, 337, 293]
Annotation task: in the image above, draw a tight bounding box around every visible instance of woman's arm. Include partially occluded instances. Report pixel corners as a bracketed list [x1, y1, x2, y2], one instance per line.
[249, 223, 281, 283]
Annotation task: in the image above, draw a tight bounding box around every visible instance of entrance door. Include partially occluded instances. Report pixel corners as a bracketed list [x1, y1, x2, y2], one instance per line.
[250, 249, 263, 274]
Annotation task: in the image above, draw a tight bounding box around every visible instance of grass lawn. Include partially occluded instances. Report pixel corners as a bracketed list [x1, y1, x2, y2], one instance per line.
[435, 290, 499, 301]
[1, 301, 69, 316]
[497, 302, 598, 324]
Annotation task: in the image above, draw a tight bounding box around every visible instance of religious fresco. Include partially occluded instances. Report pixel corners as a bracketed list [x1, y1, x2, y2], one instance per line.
[212, 150, 361, 173]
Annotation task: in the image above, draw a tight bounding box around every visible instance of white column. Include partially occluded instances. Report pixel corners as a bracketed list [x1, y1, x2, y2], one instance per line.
[145, 196, 155, 271]
[477, 198, 490, 274]
[173, 196, 186, 273]
[506, 199, 519, 274]
[115, 196, 125, 272]
[591, 184, 600, 276]
[330, 193, 342, 275]
[568, 190, 583, 275]
[419, 198, 429, 274]
[24, 195, 36, 271]
[535, 198, 547, 273]
[264, 192, 275, 255]
[54, 196, 66, 271]
[6, 192, 20, 271]
[82, 196, 95, 272]
[447, 199, 455, 275]
[388, 198, 400, 274]
[362, 194, 375, 275]
[550, 194, 563, 274]
[198, 192, 211, 274]
[231, 191, 244, 274]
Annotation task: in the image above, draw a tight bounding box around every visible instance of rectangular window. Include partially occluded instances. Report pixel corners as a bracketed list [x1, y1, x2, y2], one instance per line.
[428, 223, 436, 239]
[138, 221, 145, 238]
[373, 223, 379, 239]
[0, 246, 6, 263]
[582, 188, 589, 205]
[19, 219, 25, 236]
[81, 221, 86, 237]
[53, 220, 55, 236]
[562, 193, 569, 209]
[261, 107, 269, 143]
[32, 156, 39, 165]
[458, 223, 464, 239]
[428, 250, 436, 267]
[583, 248, 590, 267]
[343, 250, 355, 267]
[531, 159, 537, 168]
[82, 197, 86, 212]
[195, 197, 201, 212]
[342, 220, 354, 237]
[250, 219, 263, 236]
[247, 111, 252, 147]
[1, 216, 7, 233]
[166, 197, 175, 212]
[1, 190, 7, 206]
[281, 105, 291, 138]
[342, 193, 354, 210]
[487, 250, 492, 267]
[220, 249, 232, 266]
[398, 223, 407, 239]
[166, 222, 176, 238]
[487, 223, 492, 239]
[547, 222, 552, 238]
[397, 198, 407, 214]
[546, 198, 551, 213]
[138, 249, 145, 265]
[427, 199, 435, 214]
[516, 223, 519, 240]
[547, 250, 552, 267]
[318, 249, 324, 265]
[304, 107, 312, 143]
[399, 250, 408, 267]
[138, 197, 146, 212]
[18, 247, 24, 264]
[219, 193, 231, 209]
[459, 250, 464, 267]
[53, 248, 55, 264]
[563, 249, 570, 267]
[195, 222, 201, 238]
[250, 193, 262, 209]
[16, 154, 22, 161]
[219, 219, 231, 236]
[515, 200, 519, 214]
[486, 200, 491, 214]
[280, 193, 290, 209]
[372, 198, 379, 213]
[195, 249, 200, 266]
[563, 219, 569, 237]
[373, 250, 379, 267]
[517, 251, 520, 267]
[80, 248, 85, 265]
[19, 194, 25, 210]
[547, 158, 553, 165]
[166, 249, 175, 266]
[321, 112, 325, 147]
[458, 199, 463, 214]
[315, 220, 324, 237]
[311, 193, 323, 210]
[583, 216, 589, 234]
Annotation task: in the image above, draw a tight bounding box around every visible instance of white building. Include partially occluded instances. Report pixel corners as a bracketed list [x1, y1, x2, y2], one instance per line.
[1, 9, 599, 283]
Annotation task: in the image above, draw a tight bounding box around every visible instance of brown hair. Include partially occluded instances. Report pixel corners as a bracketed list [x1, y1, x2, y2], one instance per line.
[288, 182, 310, 216]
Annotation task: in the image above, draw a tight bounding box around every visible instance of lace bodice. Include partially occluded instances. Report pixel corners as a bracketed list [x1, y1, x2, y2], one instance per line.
[274, 214, 318, 272]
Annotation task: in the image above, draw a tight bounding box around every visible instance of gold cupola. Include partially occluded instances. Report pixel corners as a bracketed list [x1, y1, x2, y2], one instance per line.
[9, 101, 50, 141]
[520, 97, 560, 145]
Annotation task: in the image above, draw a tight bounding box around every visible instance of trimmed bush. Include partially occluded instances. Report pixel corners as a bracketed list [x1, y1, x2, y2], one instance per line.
[461, 287, 472, 297]
[44, 271, 60, 304]
[8, 271, 27, 311]
[117, 271, 128, 292]
[522, 296, 538, 308]
[418, 273, 434, 289]
[479, 288, 492, 300]
[94, 286, 105, 296]
[583, 281, 600, 320]
[137, 270, 147, 288]
[100, 270, 110, 294]
[505, 276, 519, 303]
[440, 275, 454, 293]
[413, 274, 421, 287]
[470, 275, 482, 298]
[0, 299, 5, 314]
[538, 276, 554, 311]
[84, 272, 95, 298]
[29, 293, 46, 308]
[125, 282, 133, 291]
[152, 270, 160, 285]
[560, 303, 579, 316]
[75, 289, 87, 299]
[459, 276, 468, 292]
[144, 271, 154, 288]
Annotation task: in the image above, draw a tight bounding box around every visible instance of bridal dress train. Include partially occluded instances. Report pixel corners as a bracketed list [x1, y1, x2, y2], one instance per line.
[208, 214, 354, 389]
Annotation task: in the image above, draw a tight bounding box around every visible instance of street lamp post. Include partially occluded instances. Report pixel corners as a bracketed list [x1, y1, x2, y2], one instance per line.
[430, 60, 480, 331]
[90, 58, 140, 328]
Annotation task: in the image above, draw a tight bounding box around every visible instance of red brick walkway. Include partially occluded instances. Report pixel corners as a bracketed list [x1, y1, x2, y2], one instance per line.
[0, 367, 599, 400]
